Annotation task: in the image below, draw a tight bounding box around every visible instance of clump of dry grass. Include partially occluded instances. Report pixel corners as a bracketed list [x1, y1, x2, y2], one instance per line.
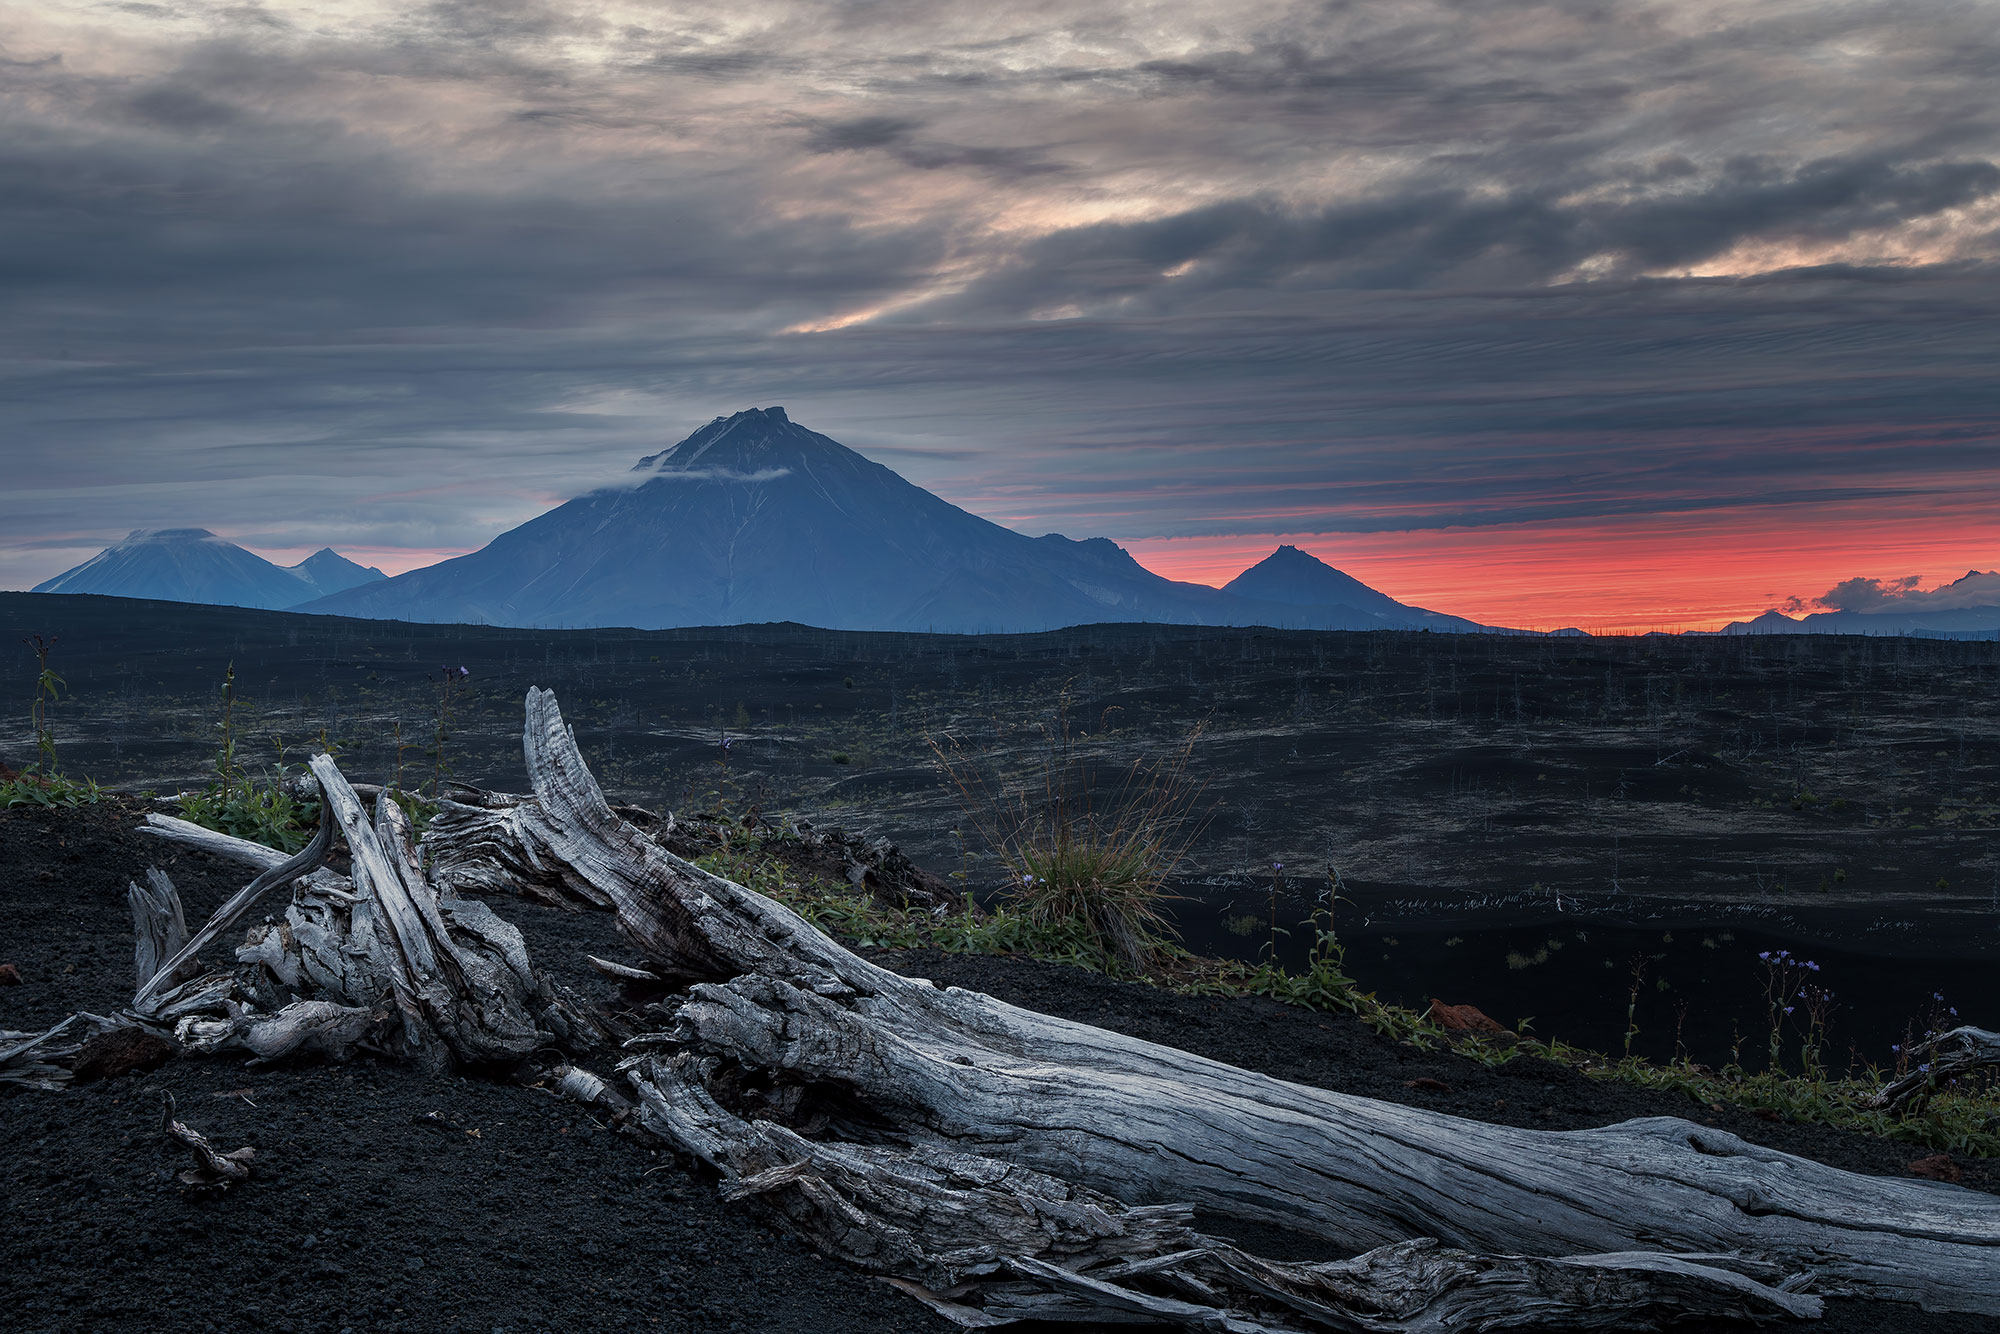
[929, 687, 1210, 974]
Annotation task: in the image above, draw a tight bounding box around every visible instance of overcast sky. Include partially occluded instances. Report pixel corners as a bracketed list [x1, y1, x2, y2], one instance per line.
[4, 0, 1997, 629]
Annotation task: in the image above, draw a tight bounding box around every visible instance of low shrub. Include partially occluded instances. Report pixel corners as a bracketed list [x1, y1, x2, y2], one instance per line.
[2, 634, 99, 810]
[930, 687, 1209, 975]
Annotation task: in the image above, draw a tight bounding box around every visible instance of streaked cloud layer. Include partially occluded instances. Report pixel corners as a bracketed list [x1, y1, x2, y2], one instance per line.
[3, 0, 1996, 626]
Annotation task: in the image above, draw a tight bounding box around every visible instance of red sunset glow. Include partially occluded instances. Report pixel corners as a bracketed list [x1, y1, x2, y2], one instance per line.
[1122, 499, 1999, 634]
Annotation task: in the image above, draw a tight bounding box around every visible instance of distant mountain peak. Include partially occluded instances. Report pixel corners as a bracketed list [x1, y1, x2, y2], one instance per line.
[289, 547, 386, 597]
[127, 527, 222, 543]
[36, 528, 307, 609]
[1222, 544, 1407, 617]
[304, 409, 1484, 634]
[633, 407, 820, 474]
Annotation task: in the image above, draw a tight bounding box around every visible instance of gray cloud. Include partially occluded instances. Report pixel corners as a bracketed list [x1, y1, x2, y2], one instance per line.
[800, 113, 1068, 178]
[1809, 571, 2000, 613]
[0, 0, 1996, 599]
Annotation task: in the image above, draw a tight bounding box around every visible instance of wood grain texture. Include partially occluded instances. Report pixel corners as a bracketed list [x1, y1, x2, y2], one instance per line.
[1870, 1026, 2000, 1113]
[467, 685, 2000, 1318]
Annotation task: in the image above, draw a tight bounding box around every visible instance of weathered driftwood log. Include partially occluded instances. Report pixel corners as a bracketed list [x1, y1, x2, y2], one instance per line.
[1869, 1026, 2000, 1113]
[616, 1051, 1820, 1330]
[160, 1091, 256, 1190]
[421, 789, 617, 910]
[128, 867, 196, 994]
[0, 1013, 121, 1090]
[135, 760, 603, 1068]
[132, 814, 332, 1011]
[425, 794, 952, 914]
[432, 687, 2000, 1320]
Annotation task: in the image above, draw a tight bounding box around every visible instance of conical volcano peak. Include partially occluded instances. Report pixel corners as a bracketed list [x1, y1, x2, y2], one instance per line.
[633, 406, 854, 475]
[126, 527, 222, 543]
[1238, 544, 1344, 579]
[302, 409, 1482, 634]
[1223, 544, 1408, 616]
[36, 528, 318, 609]
[289, 547, 387, 596]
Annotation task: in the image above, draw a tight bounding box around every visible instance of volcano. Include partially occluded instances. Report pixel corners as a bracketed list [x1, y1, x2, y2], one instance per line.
[32, 530, 383, 610]
[303, 408, 1481, 633]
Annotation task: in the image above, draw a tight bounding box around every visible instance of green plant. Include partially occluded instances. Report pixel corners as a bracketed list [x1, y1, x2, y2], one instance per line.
[25, 633, 61, 774]
[1756, 948, 1821, 1074]
[179, 762, 318, 852]
[1262, 860, 1289, 964]
[710, 732, 738, 815]
[1623, 955, 1647, 1058]
[176, 667, 320, 852]
[1233, 863, 1363, 1014]
[213, 662, 242, 804]
[684, 822, 2000, 1159]
[1, 634, 100, 810]
[931, 688, 1209, 975]
[0, 765, 101, 809]
[430, 665, 471, 799]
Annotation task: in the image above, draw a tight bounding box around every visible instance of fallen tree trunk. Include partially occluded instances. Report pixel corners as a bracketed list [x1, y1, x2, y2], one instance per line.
[1869, 1026, 2000, 1113]
[0, 1013, 121, 1090]
[618, 1052, 1822, 1330]
[135, 761, 604, 1067]
[420, 687, 2000, 1320]
[128, 867, 195, 994]
[131, 814, 332, 1012]
[424, 794, 954, 914]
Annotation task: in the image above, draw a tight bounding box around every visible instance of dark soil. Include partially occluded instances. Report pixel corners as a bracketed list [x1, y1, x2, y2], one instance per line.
[2, 799, 942, 1334]
[9, 592, 2000, 941]
[4, 799, 1996, 1333]
[10, 593, 2000, 1070]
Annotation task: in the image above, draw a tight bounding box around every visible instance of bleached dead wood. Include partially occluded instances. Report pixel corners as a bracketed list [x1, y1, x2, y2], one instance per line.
[421, 790, 614, 910]
[435, 687, 2000, 1320]
[128, 867, 195, 994]
[0, 1013, 120, 1090]
[1869, 1026, 2000, 1113]
[160, 1091, 256, 1189]
[132, 815, 331, 1011]
[424, 793, 952, 914]
[587, 955, 662, 983]
[620, 1051, 1821, 1331]
[134, 763, 604, 1067]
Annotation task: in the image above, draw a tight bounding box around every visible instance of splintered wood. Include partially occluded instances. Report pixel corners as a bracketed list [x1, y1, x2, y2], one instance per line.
[137, 761, 603, 1069]
[442, 688, 2000, 1326]
[83, 687, 2000, 1328]
[160, 1091, 256, 1191]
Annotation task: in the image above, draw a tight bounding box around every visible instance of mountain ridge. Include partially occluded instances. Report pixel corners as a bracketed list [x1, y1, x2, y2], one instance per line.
[303, 408, 1484, 634]
[32, 529, 385, 610]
